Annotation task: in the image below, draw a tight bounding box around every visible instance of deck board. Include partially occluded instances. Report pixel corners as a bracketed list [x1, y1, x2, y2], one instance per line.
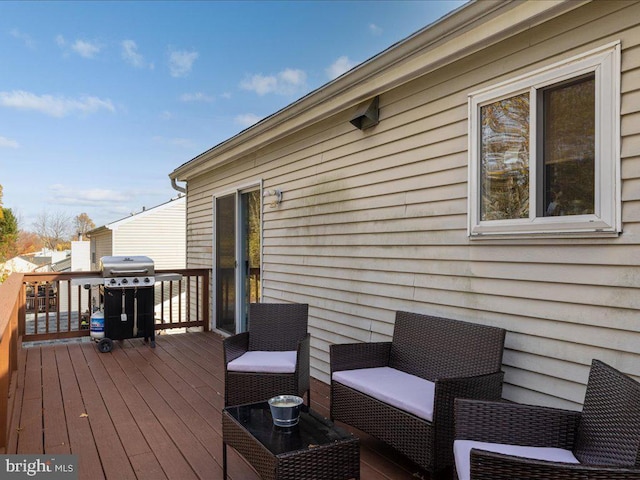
[54, 344, 105, 480]
[68, 344, 137, 480]
[18, 348, 43, 454]
[41, 347, 71, 454]
[9, 332, 435, 480]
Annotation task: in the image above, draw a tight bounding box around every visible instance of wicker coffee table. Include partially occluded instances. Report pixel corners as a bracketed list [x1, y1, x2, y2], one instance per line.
[222, 401, 359, 480]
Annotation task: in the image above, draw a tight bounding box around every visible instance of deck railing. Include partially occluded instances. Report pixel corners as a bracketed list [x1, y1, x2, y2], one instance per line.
[0, 273, 22, 450]
[20, 269, 210, 342]
[0, 268, 210, 449]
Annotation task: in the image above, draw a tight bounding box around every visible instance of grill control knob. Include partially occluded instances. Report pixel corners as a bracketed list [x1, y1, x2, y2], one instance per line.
[122, 278, 128, 285]
[144, 277, 151, 283]
[110, 279, 116, 285]
[133, 278, 139, 284]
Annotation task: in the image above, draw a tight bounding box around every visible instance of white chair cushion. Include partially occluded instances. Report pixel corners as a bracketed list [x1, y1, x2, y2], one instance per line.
[332, 366, 435, 421]
[227, 351, 297, 373]
[454, 439, 580, 480]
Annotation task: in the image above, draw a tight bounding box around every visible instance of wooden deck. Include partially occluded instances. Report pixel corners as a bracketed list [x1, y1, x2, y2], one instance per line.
[7, 331, 435, 480]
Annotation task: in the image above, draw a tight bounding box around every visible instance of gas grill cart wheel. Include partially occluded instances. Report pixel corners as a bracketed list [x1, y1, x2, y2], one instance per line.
[98, 338, 113, 353]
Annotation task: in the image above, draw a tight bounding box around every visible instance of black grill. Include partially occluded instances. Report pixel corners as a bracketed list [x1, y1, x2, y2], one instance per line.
[100, 256, 157, 350]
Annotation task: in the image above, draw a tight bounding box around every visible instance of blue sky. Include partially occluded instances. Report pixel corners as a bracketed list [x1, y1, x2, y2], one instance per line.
[0, 0, 466, 230]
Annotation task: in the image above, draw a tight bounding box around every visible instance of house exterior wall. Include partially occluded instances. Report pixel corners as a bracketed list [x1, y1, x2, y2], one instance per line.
[110, 199, 186, 270]
[90, 230, 113, 270]
[182, 1, 640, 409]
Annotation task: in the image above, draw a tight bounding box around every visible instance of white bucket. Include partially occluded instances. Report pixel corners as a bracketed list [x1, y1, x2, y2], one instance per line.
[90, 311, 105, 340]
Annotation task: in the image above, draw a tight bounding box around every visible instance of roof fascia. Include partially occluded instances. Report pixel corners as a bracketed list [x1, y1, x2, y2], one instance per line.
[170, 0, 589, 182]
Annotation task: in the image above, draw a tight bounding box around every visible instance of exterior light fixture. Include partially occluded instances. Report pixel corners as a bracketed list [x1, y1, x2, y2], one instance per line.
[263, 189, 282, 208]
[350, 96, 379, 130]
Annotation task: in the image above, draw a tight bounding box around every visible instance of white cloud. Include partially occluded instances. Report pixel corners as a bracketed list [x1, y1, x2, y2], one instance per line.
[369, 23, 383, 36]
[326, 56, 356, 79]
[220, 92, 232, 99]
[121, 40, 151, 68]
[10, 29, 35, 49]
[71, 39, 101, 58]
[49, 184, 128, 206]
[168, 49, 199, 77]
[235, 113, 262, 128]
[0, 136, 19, 149]
[241, 75, 276, 96]
[0, 90, 115, 117]
[179, 92, 214, 103]
[240, 68, 307, 96]
[55, 35, 102, 58]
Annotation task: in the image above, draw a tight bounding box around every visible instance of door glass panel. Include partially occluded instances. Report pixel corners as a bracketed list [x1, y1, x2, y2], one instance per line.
[215, 194, 236, 334]
[241, 190, 261, 331]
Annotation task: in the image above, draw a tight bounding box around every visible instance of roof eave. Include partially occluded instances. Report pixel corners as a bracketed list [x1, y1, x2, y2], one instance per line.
[170, 0, 590, 182]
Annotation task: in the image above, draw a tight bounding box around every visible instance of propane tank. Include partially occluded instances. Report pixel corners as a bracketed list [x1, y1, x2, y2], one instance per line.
[90, 310, 105, 341]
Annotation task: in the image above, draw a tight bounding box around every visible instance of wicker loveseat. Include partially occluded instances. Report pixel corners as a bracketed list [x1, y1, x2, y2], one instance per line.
[330, 311, 506, 476]
[223, 303, 310, 406]
[454, 359, 640, 480]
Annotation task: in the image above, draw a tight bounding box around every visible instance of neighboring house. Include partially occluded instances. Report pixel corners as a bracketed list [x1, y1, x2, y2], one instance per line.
[87, 196, 186, 271]
[0, 256, 39, 277]
[29, 255, 54, 272]
[87, 196, 186, 322]
[169, 1, 640, 409]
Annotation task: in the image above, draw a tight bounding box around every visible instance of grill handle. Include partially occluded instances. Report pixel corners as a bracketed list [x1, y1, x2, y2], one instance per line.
[108, 268, 149, 275]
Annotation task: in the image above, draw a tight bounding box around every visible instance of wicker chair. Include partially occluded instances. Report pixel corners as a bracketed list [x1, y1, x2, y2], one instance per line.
[223, 303, 310, 406]
[454, 359, 640, 480]
[330, 311, 506, 476]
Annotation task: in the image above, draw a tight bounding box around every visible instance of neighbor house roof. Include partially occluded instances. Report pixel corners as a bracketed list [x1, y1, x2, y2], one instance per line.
[50, 257, 72, 272]
[87, 196, 185, 236]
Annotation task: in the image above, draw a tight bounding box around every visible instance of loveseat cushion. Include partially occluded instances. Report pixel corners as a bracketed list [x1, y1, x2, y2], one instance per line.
[454, 439, 580, 480]
[227, 351, 297, 373]
[332, 366, 435, 421]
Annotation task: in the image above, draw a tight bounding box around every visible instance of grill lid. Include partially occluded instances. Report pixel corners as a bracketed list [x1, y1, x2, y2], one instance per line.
[99, 255, 155, 287]
[100, 255, 155, 277]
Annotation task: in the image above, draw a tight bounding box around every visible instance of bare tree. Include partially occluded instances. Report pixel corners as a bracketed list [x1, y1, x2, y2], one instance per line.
[33, 210, 72, 250]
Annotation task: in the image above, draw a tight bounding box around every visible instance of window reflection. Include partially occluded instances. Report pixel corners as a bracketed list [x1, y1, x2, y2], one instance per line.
[480, 93, 530, 221]
[543, 75, 595, 217]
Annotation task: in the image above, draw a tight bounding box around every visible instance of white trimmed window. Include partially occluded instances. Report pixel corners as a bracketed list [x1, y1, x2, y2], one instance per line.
[468, 42, 620, 237]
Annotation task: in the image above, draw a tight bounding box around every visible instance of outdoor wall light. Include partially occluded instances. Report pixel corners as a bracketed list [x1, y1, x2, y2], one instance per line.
[350, 96, 379, 130]
[263, 189, 282, 208]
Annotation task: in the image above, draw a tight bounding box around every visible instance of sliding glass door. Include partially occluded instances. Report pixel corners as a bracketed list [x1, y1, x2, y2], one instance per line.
[214, 187, 261, 334]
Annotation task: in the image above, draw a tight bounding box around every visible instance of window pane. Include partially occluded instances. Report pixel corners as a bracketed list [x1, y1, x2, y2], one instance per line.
[543, 75, 595, 216]
[480, 93, 530, 220]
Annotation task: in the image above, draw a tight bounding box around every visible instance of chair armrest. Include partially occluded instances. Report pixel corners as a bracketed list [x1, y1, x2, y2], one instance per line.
[431, 371, 504, 467]
[330, 341, 392, 374]
[223, 332, 249, 365]
[470, 449, 640, 480]
[295, 333, 310, 372]
[455, 398, 580, 449]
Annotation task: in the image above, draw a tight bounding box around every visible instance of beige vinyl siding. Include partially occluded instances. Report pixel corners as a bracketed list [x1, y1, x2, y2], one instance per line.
[91, 231, 113, 270]
[111, 199, 186, 270]
[184, 1, 640, 409]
